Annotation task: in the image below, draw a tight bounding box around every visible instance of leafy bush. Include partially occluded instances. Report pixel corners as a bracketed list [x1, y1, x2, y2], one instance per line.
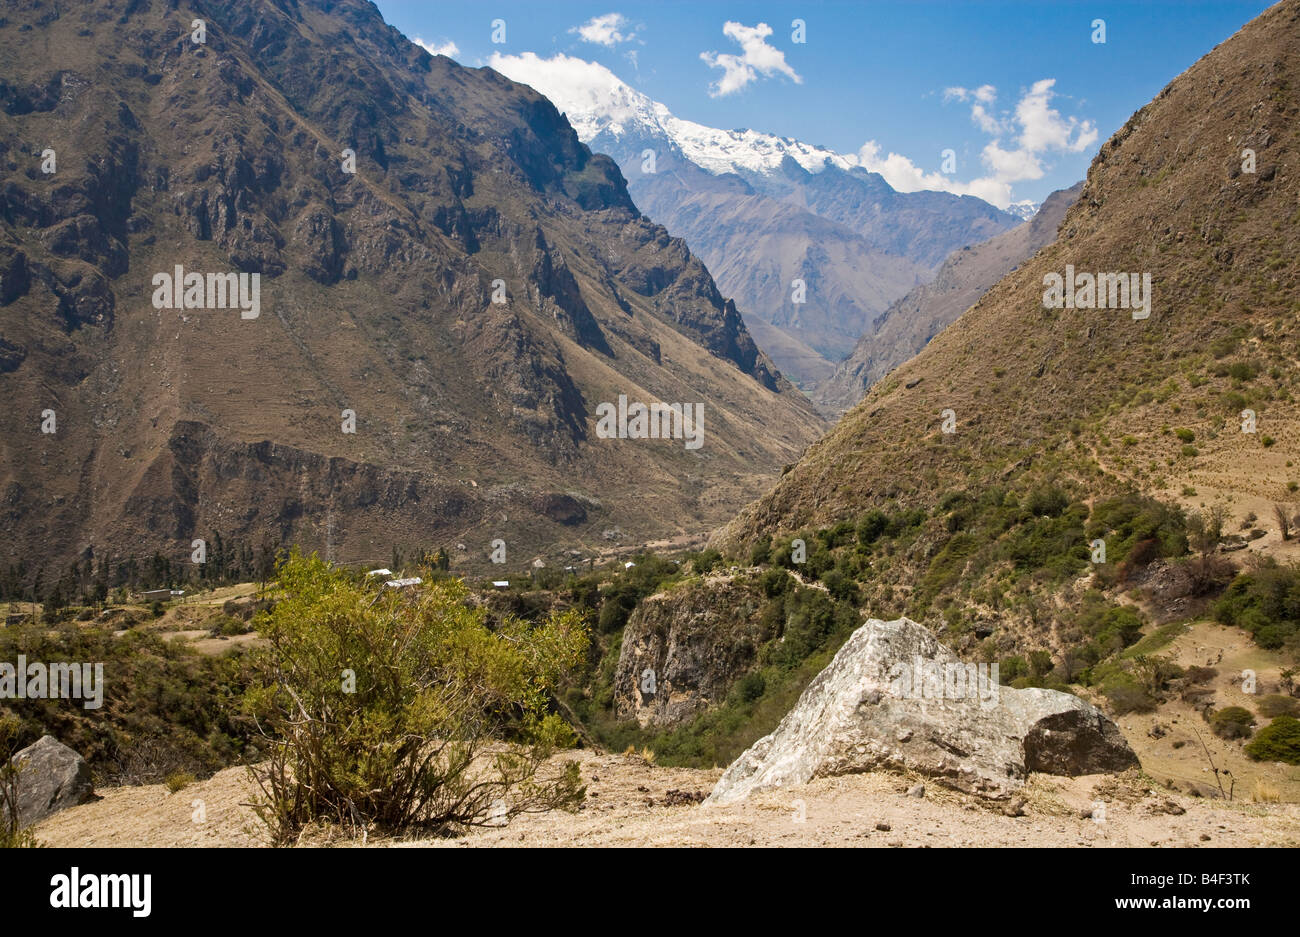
[243, 551, 588, 842]
[1213, 561, 1300, 649]
[735, 671, 766, 704]
[758, 567, 792, 598]
[687, 549, 722, 575]
[1245, 715, 1300, 764]
[856, 510, 889, 547]
[1209, 706, 1255, 740]
[1087, 494, 1188, 571]
[1104, 678, 1157, 715]
[165, 771, 195, 793]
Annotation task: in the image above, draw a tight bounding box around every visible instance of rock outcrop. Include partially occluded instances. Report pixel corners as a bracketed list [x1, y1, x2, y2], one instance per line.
[3, 735, 95, 828]
[614, 576, 774, 728]
[706, 618, 1137, 803]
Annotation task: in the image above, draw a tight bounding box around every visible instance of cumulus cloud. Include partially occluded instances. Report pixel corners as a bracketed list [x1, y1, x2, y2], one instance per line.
[859, 79, 1096, 208]
[700, 21, 801, 97]
[1015, 79, 1098, 153]
[412, 36, 459, 58]
[571, 12, 635, 47]
[488, 52, 641, 137]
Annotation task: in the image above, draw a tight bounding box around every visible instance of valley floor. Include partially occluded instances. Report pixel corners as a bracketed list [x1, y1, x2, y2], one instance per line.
[33, 748, 1300, 848]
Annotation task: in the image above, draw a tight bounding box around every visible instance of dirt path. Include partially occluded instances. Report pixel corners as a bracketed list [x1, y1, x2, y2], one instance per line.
[34, 749, 1300, 848]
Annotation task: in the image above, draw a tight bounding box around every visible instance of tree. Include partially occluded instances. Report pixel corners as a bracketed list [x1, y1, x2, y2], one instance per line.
[1187, 505, 1226, 555]
[1275, 504, 1292, 542]
[243, 551, 588, 843]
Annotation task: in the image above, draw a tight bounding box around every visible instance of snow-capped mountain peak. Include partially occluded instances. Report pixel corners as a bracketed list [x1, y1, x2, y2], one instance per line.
[490, 52, 854, 178]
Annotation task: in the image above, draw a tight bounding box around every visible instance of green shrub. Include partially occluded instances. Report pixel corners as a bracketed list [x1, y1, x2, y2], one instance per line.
[1105, 679, 1157, 715]
[1209, 705, 1255, 740]
[856, 510, 889, 547]
[1245, 715, 1300, 764]
[688, 549, 722, 575]
[758, 567, 791, 598]
[736, 671, 766, 704]
[165, 771, 196, 793]
[1213, 562, 1300, 649]
[0, 714, 42, 848]
[244, 551, 588, 842]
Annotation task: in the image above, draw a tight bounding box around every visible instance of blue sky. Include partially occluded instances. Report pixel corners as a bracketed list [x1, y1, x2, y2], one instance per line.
[374, 1, 1273, 206]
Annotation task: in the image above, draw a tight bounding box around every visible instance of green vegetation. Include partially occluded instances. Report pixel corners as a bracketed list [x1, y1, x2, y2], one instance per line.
[0, 616, 253, 782]
[1209, 705, 1255, 740]
[0, 713, 42, 848]
[1245, 715, 1300, 764]
[1213, 561, 1300, 651]
[243, 551, 588, 842]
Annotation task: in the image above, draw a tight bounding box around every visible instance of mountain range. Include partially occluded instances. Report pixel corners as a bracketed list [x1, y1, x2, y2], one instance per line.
[492, 54, 1022, 389]
[815, 181, 1083, 415]
[717, 0, 1300, 568]
[0, 0, 823, 580]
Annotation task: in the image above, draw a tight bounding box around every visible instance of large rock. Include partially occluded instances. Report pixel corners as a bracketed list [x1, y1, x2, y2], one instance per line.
[707, 618, 1137, 803]
[614, 576, 774, 728]
[3, 735, 95, 827]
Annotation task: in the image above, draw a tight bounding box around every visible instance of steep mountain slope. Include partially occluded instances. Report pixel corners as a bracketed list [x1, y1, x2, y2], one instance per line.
[717, 0, 1300, 569]
[816, 182, 1083, 416]
[0, 0, 823, 581]
[491, 55, 1020, 388]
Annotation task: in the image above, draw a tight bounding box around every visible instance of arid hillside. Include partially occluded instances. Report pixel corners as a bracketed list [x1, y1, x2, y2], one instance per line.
[716, 0, 1300, 553]
[816, 182, 1083, 417]
[0, 0, 823, 584]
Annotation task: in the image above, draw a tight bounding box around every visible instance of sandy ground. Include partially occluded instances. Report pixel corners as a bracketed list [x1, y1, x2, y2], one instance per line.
[1113, 621, 1300, 801]
[33, 748, 1300, 848]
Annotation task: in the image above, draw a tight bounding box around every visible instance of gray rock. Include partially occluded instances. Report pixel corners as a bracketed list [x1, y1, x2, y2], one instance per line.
[706, 618, 1137, 804]
[906, 784, 926, 798]
[3, 735, 95, 828]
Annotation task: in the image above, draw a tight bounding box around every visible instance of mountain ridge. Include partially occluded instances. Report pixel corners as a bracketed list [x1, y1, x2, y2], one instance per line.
[492, 53, 1022, 387]
[0, 0, 823, 581]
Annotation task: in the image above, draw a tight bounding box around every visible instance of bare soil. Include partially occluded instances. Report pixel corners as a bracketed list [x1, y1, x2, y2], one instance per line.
[34, 748, 1299, 848]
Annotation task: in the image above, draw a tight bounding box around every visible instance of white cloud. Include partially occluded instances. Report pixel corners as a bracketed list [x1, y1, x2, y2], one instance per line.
[489, 52, 645, 140]
[700, 21, 801, 97]
[857, 79, 1095, 208]
[944, 84, 996, 105]
[1015, 78, 1098, 153]
[413, 36, 459, 58]
[572, 13, 635, 47]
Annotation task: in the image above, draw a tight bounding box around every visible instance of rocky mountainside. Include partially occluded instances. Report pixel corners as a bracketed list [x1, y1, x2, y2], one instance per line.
[816, 182, 1083, 416]
[716, 0, 1300, 557]
[0, 0, 823, 581]
[492, 55, 1020, 388]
